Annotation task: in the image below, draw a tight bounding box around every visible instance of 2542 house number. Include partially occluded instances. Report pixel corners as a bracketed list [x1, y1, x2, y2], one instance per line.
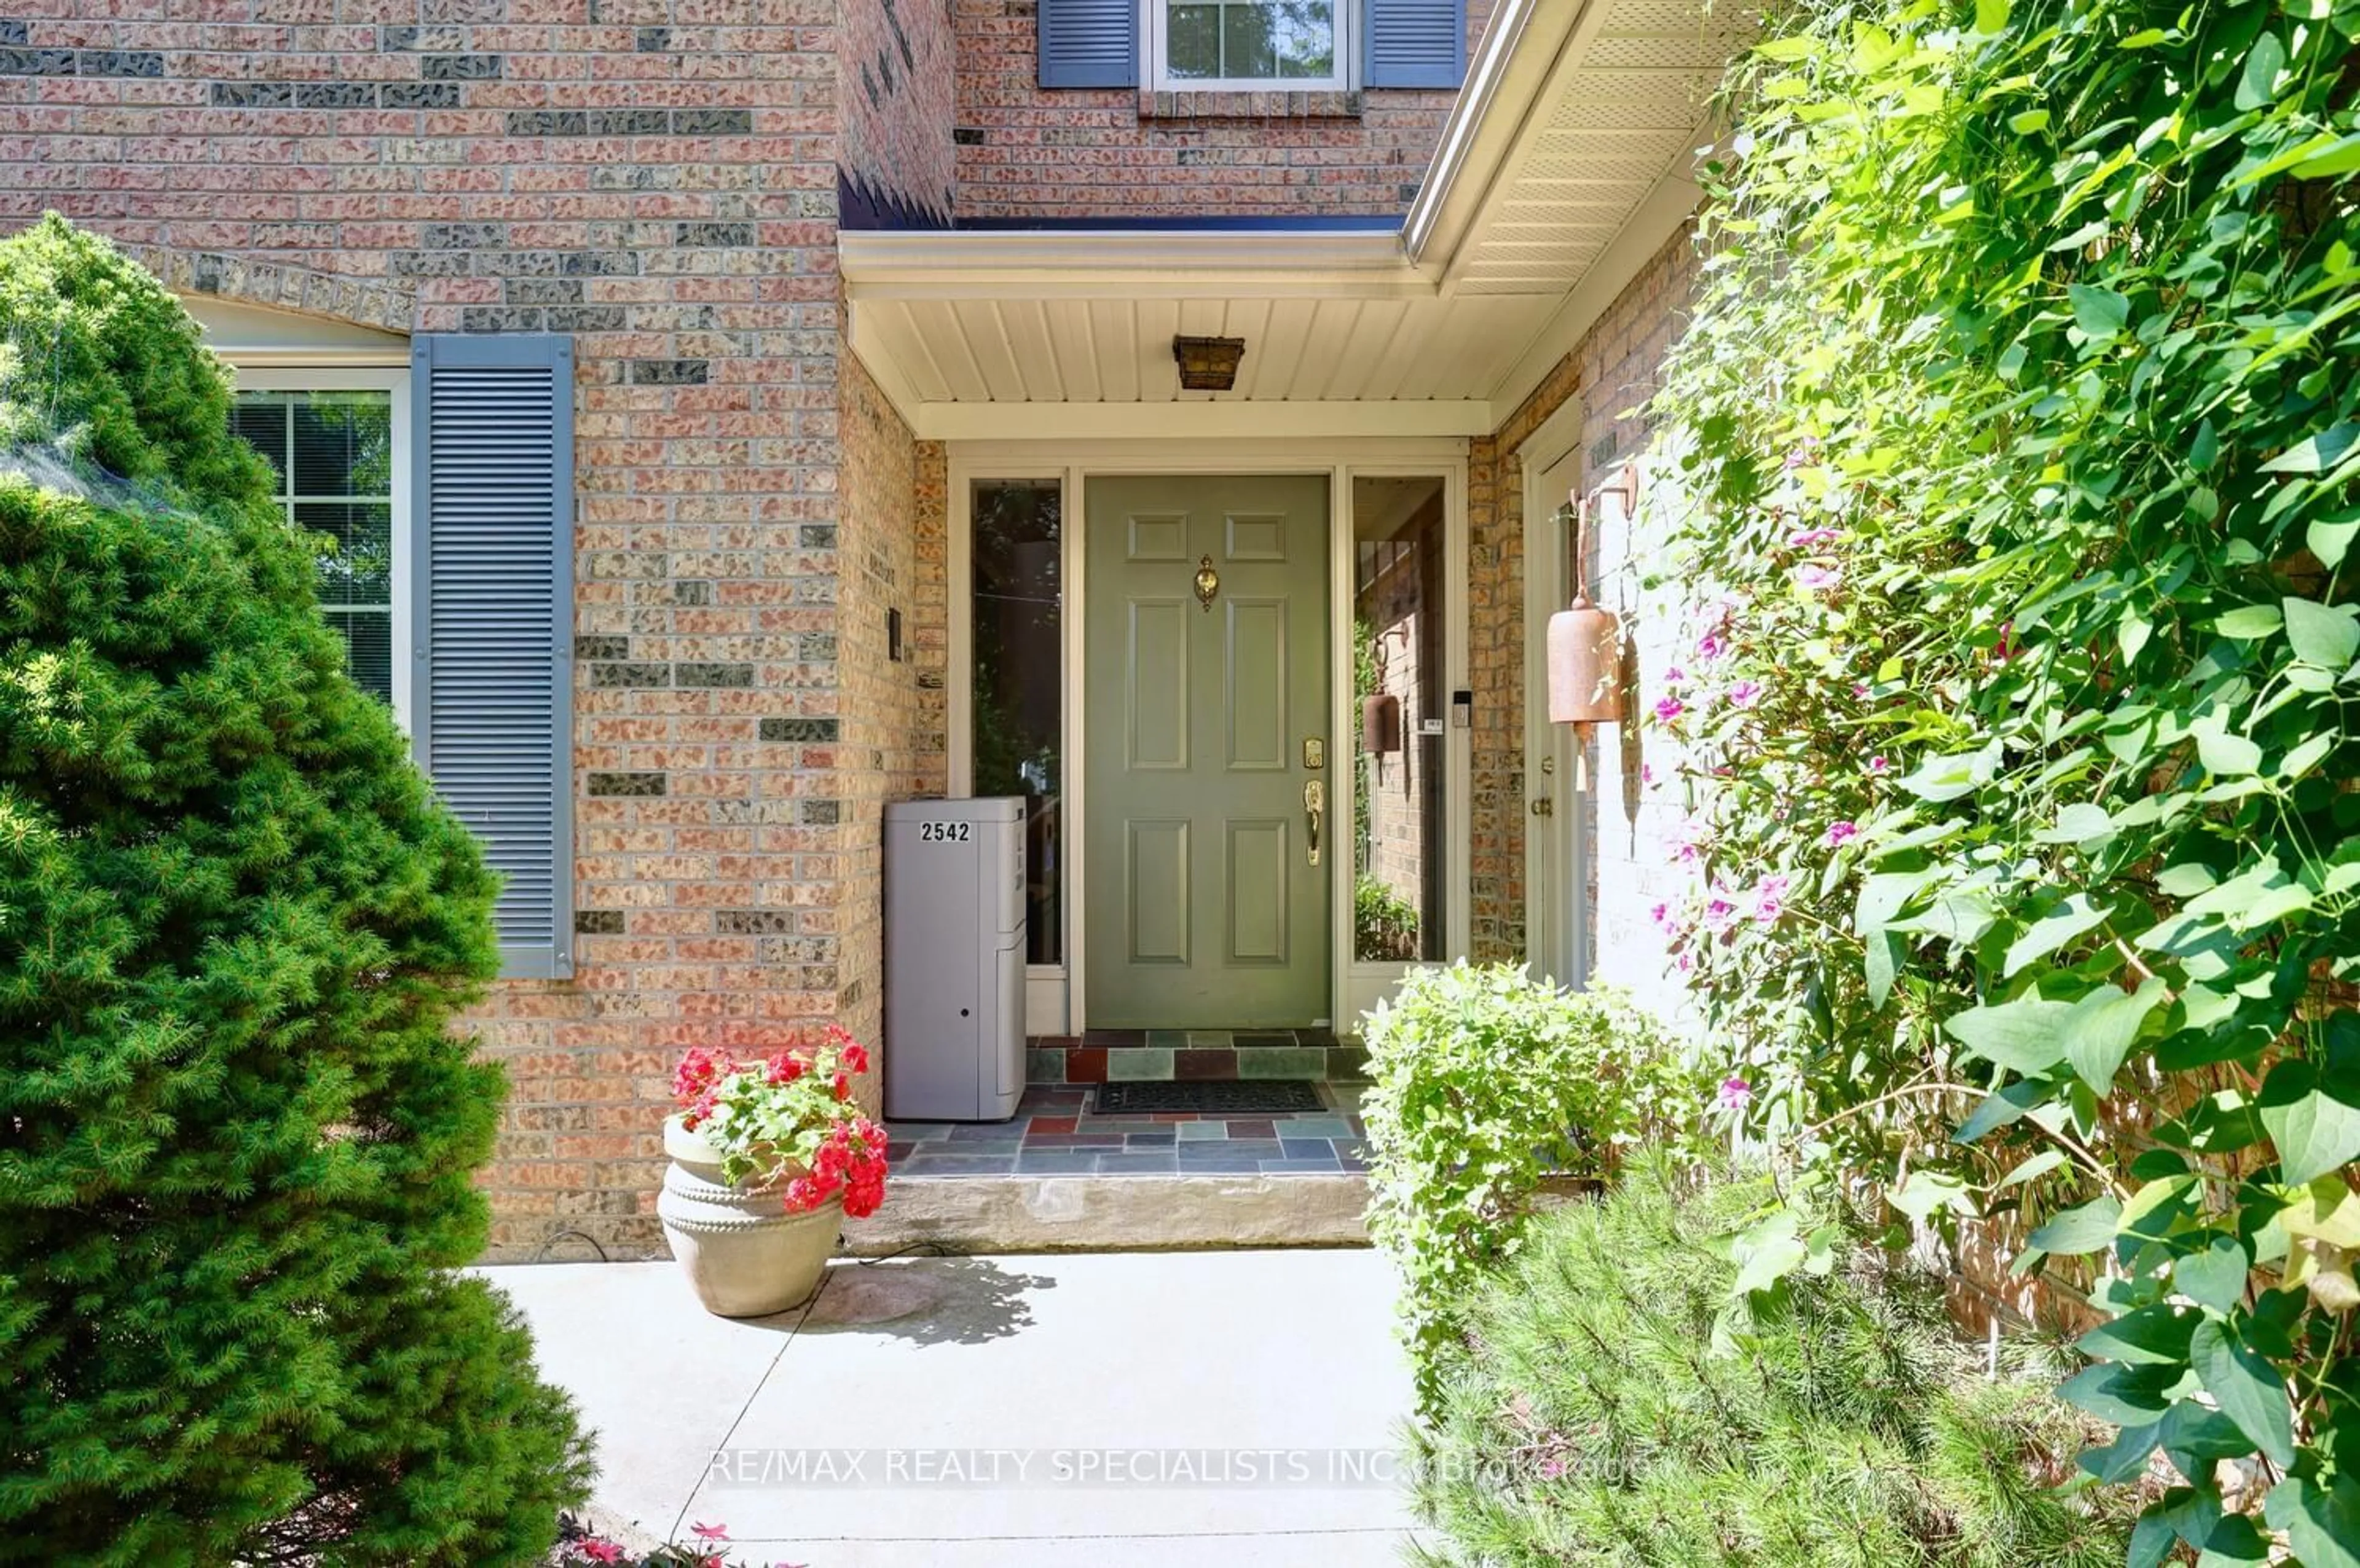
[918, 821, 972, 843]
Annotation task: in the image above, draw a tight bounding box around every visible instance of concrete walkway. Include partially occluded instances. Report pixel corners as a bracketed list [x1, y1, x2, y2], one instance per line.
[482, 1249, 1422, 1567]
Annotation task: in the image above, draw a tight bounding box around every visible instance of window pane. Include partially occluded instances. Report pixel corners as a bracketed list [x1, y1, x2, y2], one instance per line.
[1167, 0, 1332, 81]
[231, 389, 399, 706]
[1168, 4, 1219, 77]
[1270, 0, 1334, 76]
[230, 400, 288, 485]
[1221, 2, 1276, 77]
[293, 394, 393, 497]
[324, 610, 395, 703]
[295, 501, 393, 607]
[972, 480, 1063, 966]
[1353, 476, 1447, 963]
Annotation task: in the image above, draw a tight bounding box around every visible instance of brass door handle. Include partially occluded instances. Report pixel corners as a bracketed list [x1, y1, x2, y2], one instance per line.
[1304, 780, 1324, 866]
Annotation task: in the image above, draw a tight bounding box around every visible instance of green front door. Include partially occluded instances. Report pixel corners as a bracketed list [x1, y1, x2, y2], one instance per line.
[1084, 474, 1332, 1029]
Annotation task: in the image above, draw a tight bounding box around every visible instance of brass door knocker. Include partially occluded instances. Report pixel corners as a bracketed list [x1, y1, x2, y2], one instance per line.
[1194, 555, 1219, 613]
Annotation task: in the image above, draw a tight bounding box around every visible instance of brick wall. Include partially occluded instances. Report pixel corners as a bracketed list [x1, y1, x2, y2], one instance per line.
[1463, 225, 1698, 970]
[0, 0, 867, 1260]
[833, 349, 951, 1053]
[950, 0, 1491, 220]
[841, 0, 956, 224]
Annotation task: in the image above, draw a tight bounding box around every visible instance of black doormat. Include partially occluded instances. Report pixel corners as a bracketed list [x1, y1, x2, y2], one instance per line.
[1095, 1080, 1324, 1115]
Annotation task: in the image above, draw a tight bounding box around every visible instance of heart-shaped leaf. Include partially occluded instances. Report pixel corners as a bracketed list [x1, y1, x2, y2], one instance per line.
[2174, 1234, 2250, 1315]
[1945, 993, 2072, 1074]
[2069, 283, 2131, 340]
[2077, 1301, 2196, 1365]
[2283, 596, 2360, 668]
[2063, 978, 2168, 1094]
[2031, 1194, 2122, 1256]
[2257, 1059, 2360, 1185]
[2265, 1475, 2360, 1568]
[2190, 1318, 2294, 1468]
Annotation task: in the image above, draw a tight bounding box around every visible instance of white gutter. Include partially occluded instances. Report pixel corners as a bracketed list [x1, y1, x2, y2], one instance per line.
[1402, 0, 1602, 273]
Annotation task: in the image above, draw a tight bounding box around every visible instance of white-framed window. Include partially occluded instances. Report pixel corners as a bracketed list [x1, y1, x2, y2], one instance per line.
[1148, 0, 1348, 90]
[227, 368, 414, 731]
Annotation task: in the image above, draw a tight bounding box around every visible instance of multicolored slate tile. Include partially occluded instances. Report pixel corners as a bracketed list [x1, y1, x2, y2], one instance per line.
[884, 1082, 1369, 1177]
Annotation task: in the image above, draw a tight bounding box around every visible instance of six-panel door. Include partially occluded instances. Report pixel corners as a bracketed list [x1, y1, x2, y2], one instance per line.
[1082, 474, 1331, 1029]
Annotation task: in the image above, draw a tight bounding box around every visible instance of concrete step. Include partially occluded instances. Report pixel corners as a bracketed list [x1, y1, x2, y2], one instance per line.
[844, 1172, 1371, 1253]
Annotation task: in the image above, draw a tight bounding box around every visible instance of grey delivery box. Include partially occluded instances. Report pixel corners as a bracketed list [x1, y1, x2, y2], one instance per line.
[884, 796, 1026, 1121]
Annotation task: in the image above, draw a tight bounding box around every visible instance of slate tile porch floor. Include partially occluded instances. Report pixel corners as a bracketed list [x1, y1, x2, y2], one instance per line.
[887, 1082, 1371, 1177]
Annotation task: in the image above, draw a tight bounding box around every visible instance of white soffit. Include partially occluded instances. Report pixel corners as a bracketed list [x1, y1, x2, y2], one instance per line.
[840, 0, 1756, 439]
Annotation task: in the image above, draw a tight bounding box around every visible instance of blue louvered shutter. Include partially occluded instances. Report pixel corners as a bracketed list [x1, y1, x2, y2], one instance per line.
[410, 334, 575, 980]
[1365, 0, 1465, 88]
[1039, 0, 1136, 87]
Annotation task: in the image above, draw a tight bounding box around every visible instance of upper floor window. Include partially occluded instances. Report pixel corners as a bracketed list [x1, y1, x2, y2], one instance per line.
[1155, 0, 1345, 89]
[1038, 0, 1461, 95]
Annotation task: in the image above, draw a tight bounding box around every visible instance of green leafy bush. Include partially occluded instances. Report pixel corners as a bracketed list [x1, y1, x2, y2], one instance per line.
[0, 216, 589, 1562]
[1410, 1167, 2142, 1567]
[1641, 0, 2360, 1550]
[1361, 964, 1709, 1412]
[1355, 872, 1421, 960]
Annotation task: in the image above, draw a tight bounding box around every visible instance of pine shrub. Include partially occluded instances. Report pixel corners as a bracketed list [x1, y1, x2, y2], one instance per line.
[1409, 1167, 2142, 1567]
[0, 216, 589, 1562]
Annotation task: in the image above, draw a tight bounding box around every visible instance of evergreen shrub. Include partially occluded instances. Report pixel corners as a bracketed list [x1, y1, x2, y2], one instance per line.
[0, 215, 589, 1563]
[1410, 1167, 2144, 1567]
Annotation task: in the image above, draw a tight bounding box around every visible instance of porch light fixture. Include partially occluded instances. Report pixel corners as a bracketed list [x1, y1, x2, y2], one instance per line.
[1546, 463, 1638, 788]
[1173, 335, 1246, 392]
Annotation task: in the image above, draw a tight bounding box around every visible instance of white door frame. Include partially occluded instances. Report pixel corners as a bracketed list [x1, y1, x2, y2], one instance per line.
[948, 437, 1471, 1035]
[1519, 399, 1589, 989]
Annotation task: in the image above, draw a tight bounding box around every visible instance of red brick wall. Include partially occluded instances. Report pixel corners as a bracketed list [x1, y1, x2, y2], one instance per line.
[833, 350, 951, 1053]
[0, 1, 860, 1260]
[842, 0, 957, 222]
[1464, 225, 1698, 965]
[951, 0, 1491, 220]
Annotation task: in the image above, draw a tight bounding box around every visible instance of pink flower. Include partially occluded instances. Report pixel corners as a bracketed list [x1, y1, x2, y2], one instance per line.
[1702, 885, 1740, 933]
[1664, 665, 1688, 685]
[1752, 876, 1789, 924]
[1649, 901, 1670, 928]
[1825, 820, 1858, 848]
[1653, 696, 1684, 724]
[1675, 951, 1694, 973]
[1851, 681, 1870, 699]
[1729, 680, 1764, 709]
[1793, 563, 1841, 592]
[1718, 1076, 1753, 1112]
[1868, 755, 1890, 774]
[1695, 631, 1726, 661]
[1641, 763, 1657, 786]
[1787, 527, 1840, 548]
[576, 1541, 626, 1566]
[1538, 1456, 1568, 1480]
[690, 1521, 730, 1542]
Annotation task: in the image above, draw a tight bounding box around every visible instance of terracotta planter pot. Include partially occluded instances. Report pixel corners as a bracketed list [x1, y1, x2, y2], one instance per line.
[656, 1115, 843, 1318]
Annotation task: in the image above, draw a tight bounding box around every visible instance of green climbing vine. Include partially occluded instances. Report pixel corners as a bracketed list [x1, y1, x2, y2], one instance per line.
[1645, 0, 2360, 1557]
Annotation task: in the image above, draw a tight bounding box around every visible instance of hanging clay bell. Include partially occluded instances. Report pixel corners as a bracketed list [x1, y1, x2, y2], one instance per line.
[1547, 592, 1624, 724]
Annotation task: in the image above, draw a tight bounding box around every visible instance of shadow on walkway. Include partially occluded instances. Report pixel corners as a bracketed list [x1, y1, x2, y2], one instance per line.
[794, 1255, 1056, 1346]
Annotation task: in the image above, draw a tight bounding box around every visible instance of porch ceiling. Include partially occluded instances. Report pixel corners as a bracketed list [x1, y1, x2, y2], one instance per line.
[841, 0, 1760, 441]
